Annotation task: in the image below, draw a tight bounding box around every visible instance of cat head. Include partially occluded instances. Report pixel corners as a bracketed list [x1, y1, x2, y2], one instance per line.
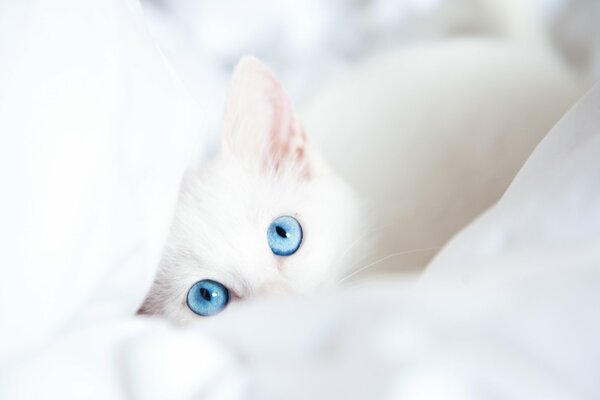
[141, 57, 362, 323]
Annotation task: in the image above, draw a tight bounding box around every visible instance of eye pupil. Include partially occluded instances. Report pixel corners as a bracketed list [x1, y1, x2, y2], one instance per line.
[200, 287, 211, 301]
[276, 226, 288, 238]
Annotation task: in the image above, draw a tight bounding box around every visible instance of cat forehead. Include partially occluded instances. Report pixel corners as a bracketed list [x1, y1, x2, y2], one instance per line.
[189, 158, 312, 216]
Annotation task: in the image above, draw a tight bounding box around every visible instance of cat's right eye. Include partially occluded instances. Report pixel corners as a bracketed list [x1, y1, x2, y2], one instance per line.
[186, 279, 229, 317]
[267, 216, 303, 256]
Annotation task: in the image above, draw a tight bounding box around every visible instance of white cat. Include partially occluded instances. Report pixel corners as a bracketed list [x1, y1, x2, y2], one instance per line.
[141, 58, 362, 322]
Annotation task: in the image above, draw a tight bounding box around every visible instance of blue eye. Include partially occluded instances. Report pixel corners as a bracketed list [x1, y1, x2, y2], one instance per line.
[186, 279, 229, 317]
[267, 216, 303, 256]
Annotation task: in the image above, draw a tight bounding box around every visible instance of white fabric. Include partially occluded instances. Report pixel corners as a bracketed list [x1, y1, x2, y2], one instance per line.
[2, 0, 600, 399]
[0, 0, 200, 371]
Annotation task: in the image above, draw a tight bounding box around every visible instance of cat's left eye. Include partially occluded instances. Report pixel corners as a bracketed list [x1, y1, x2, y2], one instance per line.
[186, 279, 229, 317]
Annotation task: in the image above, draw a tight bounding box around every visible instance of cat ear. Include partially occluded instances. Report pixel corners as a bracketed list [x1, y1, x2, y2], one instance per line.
[220, 57, 310, 177]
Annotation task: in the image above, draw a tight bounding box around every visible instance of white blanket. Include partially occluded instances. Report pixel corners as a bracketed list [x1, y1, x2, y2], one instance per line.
[1, 1, 599, 399]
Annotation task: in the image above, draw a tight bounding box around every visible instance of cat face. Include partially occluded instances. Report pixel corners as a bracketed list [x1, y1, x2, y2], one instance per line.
[141, 58, 361, 323]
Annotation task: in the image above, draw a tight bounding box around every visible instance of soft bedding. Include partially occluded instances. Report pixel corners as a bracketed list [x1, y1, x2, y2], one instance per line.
[0, 0, 200, 370]
[1, 0, 599, 399]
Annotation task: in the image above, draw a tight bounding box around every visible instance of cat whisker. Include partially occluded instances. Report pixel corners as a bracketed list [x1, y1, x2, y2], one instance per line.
[334, 220, 400, 266]
[336, 246, 442, 285]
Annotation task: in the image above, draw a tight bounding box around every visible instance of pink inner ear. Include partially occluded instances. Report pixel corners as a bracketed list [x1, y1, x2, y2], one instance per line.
[221, 57, 309, 175]
[268, 82, 309, 169]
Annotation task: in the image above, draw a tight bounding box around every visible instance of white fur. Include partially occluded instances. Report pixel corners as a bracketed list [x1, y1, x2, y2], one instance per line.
[141, 58, 362, 323]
